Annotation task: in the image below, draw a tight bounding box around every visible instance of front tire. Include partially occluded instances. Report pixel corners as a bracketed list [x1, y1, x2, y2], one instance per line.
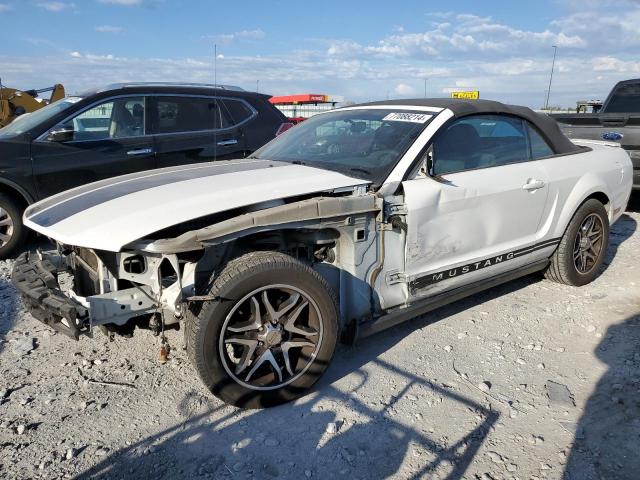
[0, 194, 27, 259]
[545, 199, 609, 286]
[185, 251, 339, 408]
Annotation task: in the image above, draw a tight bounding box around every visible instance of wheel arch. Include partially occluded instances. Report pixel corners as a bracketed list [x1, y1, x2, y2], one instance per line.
[551, 174, 612, 240]
[193, 223, 376, 330]
[0, 179, 34, 210]
[195, 225, 344, 293]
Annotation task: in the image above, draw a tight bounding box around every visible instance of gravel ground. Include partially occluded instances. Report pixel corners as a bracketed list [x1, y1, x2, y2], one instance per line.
[1, 196, 639, 480]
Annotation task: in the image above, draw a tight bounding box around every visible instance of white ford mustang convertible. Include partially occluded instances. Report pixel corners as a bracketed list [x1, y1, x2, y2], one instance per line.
[13, 99, 633, 408]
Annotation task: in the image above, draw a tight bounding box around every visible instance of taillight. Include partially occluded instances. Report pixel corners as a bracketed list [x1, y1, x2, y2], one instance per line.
[276, 122, 294, 136]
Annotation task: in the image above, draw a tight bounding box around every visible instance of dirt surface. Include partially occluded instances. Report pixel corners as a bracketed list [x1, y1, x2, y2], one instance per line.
[1, 197, 639, 480]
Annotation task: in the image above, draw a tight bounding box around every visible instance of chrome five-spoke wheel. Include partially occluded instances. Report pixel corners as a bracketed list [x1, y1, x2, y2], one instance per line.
[220, 285, 323, 390]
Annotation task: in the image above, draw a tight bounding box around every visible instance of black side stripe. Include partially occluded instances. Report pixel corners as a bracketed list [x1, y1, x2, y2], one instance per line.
[410, 237, 561, 291]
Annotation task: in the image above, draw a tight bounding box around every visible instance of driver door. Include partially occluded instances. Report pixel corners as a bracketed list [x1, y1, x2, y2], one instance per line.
[402, 114, 551, 299]
[31, 96, 156, 199]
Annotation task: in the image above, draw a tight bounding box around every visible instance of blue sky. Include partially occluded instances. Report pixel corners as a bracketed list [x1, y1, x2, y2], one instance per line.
[1, 0, 639, 107]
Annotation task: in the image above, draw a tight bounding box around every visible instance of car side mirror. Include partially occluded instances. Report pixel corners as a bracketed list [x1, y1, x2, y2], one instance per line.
[47, 126, 74, 142]
[425, 147, 434, 176]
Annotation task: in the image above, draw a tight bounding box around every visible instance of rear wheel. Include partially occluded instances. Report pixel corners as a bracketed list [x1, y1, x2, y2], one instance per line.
[0, 194, 27, 259]
[545, 199, 609, 286]
[185, 251, 338, 408]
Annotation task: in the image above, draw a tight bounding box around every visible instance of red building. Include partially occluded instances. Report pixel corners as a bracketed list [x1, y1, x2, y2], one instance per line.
[269, 94, 343, 123]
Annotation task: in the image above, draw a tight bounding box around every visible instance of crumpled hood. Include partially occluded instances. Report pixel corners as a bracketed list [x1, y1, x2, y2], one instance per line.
[24, 159, 369, 251]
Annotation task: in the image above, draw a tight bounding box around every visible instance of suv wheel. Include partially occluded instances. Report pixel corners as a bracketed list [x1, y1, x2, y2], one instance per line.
[0, 194, 27, 259]
[545, 198, 609, 286]
[186, 251, 339, 408]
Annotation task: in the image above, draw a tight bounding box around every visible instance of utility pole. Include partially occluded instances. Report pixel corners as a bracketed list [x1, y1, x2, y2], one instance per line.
[544, 45, 557, 110]
[424, 78, 428, 98]
[214, 43, 217, 87]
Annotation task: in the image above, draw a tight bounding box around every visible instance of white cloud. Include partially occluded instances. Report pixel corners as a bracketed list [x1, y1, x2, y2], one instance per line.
[328, 14, 585, 61]
[394, 83, 415, 96]
[592, 56, 640, 74]
[7, 3, 640, 109]
[0, 3, 12, 12]
[212, 29, 266, 45]
[37, 2, 75, 12]
[95, 25, 123, 33]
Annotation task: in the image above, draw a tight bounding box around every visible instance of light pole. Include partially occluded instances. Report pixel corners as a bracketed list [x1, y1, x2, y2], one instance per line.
[213, 43, 217, 87]
[544, 46, 557, 110]
[256, 80, 259, 93]
[424, 78, 428, 98]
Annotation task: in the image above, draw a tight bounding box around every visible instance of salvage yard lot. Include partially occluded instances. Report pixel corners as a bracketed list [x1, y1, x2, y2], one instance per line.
[1, 196, 639, 480]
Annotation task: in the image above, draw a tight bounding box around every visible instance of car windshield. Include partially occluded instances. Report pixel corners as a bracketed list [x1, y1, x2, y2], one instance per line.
[0, 97, 82, 137]
[251, 108, 434, 183]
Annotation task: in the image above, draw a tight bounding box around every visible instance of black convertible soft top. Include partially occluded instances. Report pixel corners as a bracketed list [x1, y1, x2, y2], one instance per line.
[353, 98, 582, 155]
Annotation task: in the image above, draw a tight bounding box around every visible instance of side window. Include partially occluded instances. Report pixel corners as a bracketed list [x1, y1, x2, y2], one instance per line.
[152, 96, 232, 134]
[604, 83, 640, 113]
[526, 123, 555, 159]
[221, 99, 253, 125]
[64, 97, 145, 141]
[432, 115, 528, 175]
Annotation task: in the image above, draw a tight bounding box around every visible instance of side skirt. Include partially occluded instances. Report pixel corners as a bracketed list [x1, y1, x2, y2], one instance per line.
[355, 259, 549, 340]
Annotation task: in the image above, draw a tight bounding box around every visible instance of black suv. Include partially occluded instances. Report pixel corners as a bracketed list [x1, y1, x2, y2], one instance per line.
[0, 83, 289, 258]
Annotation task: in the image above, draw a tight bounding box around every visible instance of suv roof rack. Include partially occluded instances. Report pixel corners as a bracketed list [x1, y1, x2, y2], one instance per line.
[97, 82, 246, 93]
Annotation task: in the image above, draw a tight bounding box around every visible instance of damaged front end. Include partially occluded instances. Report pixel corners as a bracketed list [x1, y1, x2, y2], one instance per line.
[13, 192, 383, 341]
[12, 246, 195, 340]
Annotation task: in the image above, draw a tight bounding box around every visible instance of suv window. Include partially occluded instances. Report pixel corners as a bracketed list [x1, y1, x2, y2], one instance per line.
[526, 123, 555, 159]
[63, 97, 145, 141]
[221, 99, 253, 125]
[605, 83, 640, 113]
[432, 115, 528, 175]
[153, 96, 232, 134]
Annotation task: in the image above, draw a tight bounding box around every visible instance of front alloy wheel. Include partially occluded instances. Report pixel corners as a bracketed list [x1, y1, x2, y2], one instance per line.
[220, 284, 323, 391]
[186, 251, 338, 408]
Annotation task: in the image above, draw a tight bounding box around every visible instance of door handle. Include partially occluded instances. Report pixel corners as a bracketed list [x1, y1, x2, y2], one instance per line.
[127, 148, 154, 156]
[216, 139, 238, 146]
[522, 179, 546, 191]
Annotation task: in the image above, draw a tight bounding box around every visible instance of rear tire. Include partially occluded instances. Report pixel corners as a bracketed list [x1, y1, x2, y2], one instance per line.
[185, 251, 339, 408]
[0, 194, 27, 260]
[545, 199, 609, 286]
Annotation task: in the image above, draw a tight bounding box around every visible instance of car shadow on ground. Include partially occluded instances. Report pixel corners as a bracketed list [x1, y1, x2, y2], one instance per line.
[626, 191, 640, 213]
[76, 363, 499, 480]
[564, 314, 640, 480]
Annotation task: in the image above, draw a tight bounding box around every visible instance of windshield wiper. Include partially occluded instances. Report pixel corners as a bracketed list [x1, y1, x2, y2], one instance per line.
[349, 167, 371, 176]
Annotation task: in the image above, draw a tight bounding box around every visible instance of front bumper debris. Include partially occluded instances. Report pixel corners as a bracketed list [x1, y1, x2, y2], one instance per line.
[12, 252, 89, 340]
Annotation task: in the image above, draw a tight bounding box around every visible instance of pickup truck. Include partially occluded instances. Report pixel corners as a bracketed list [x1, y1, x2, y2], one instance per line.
[553, 78, 640, 190]
[13, 98, 633, 408]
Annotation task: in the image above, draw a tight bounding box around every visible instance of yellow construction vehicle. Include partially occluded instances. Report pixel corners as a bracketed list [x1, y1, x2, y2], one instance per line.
[0, 82, 66, 128]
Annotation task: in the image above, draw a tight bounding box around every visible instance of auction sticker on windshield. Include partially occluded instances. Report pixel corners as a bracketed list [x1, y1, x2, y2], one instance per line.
[382, 112, 432, 123]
